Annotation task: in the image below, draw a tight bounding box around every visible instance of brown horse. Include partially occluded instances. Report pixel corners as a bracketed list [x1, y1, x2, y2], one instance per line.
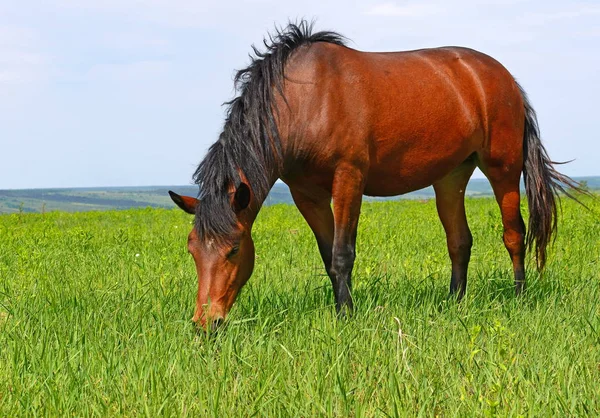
[169, 21, 582, 330]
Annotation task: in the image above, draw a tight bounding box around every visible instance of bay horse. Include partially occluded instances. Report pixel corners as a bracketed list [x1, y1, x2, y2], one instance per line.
[169, 21, 583, 330]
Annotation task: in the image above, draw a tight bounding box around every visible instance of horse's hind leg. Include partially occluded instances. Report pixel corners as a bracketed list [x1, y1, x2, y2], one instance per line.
[328, 163, 367, 316]
[434, 159, 477, 299]
[478, 149, 526, 295]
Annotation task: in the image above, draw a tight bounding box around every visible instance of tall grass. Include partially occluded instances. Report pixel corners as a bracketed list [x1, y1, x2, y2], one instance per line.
[1, 197, 599, 416]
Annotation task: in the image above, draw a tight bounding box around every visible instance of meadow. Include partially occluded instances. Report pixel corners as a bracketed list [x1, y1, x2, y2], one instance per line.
[0, 196, 599, 416]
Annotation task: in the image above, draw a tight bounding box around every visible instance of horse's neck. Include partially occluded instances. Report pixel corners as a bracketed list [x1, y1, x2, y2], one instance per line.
[242, 172, 279, 226]
[257, 176, 279, 211]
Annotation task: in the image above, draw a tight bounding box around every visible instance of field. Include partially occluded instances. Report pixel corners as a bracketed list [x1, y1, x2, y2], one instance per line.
[1, 196, 599, 416]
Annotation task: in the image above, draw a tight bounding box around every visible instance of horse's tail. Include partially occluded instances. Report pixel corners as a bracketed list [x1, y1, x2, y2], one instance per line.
[517, 82, 588, 269]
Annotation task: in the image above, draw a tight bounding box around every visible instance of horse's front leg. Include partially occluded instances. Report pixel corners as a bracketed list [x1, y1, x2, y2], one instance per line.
[330, 163, 366, 317]
[289, 187, 335, 280]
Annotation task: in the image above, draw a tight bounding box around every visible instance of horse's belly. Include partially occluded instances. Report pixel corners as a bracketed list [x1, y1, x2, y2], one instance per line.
[364, 168, 444, 196]
[363, 135, 478, 196]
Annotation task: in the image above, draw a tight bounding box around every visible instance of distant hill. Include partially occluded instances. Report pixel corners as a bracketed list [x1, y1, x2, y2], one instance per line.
[1, 176, 598, 214]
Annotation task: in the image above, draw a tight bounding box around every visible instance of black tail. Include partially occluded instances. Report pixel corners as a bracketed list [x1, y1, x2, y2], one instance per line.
[518, 82, 588, 269]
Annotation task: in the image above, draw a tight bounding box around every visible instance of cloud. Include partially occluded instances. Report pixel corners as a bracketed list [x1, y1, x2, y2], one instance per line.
[100, 31, 169, 51]
[85, 60, 172, 82]
[0, 52, 47, 83]
[0, 25, 37, 47]
[521, 5, 600, 26]
[577, 27, 600, 38]
[366, 2, 444, 17]
[51, 0, 218, 29]
[0, 25, 50, 85]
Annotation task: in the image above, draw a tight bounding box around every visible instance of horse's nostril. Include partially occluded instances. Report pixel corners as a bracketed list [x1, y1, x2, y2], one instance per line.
[210, 318, 224, 332]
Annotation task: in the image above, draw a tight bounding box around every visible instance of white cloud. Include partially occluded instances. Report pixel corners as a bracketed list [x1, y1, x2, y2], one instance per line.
[100, 31, 169, 51]
[521, 5, 600, 26]
[577, 27, 600, 38]
[0, 52, 46, 83]
[0, 25, 37, 47]
[366, 2, 444, 17]
[85, 60, 172, 82]
[51, 0, 219, 29]
[0, 25, 50, 85]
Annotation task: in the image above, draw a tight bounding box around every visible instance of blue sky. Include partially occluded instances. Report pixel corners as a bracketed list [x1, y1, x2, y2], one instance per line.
[1, 0, 599, 189]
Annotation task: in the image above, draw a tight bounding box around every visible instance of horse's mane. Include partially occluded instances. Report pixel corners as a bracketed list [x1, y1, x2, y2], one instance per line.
[192, 20, 346, 240]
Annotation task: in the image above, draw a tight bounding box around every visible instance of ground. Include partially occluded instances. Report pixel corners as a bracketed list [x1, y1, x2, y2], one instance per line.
[0, 196, 599, 416]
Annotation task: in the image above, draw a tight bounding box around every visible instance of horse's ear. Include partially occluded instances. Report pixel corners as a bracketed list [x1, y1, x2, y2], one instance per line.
[169, 191, 198, 215]
[232, 183, 251, 213]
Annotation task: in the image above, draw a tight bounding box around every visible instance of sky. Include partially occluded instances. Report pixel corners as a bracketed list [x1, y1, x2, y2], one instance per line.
[1, 0, 599, 189]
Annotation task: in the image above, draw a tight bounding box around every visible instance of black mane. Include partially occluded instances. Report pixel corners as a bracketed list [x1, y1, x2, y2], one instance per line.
[192, 21, 346, 240]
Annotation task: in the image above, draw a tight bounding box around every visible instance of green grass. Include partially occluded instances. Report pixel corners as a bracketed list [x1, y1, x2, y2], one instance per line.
[1, 197, 599, 416]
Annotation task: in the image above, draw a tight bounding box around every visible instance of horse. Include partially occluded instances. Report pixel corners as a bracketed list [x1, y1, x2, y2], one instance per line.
[169, 21, 583, 330]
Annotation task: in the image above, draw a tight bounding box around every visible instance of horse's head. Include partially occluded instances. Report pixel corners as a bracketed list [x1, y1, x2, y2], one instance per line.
[169, 183, 255, 331]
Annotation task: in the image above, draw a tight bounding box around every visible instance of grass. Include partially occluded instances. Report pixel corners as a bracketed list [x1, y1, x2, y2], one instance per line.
[0, 196, 599, 416]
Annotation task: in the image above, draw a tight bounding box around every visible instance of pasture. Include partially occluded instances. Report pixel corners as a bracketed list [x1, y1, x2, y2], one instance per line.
[0, 196, 599, 416]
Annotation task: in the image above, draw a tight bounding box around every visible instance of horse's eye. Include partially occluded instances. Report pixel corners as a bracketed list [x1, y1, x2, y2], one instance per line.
[228, 245, 240, 258]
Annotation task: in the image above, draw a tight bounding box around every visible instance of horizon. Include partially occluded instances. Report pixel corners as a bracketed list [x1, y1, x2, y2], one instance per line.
[2, 175, 600, 193]
[2, 177, 598, 214]
[1, 1, 599, 189]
